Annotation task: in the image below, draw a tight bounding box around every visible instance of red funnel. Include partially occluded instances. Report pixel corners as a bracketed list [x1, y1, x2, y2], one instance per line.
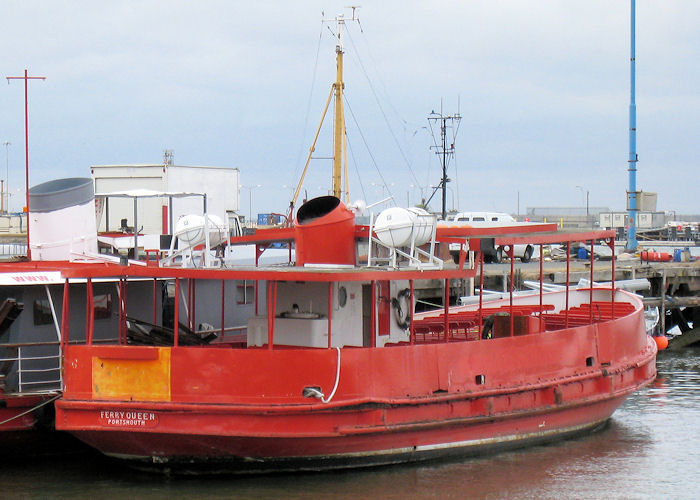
[295, 196, 356, 266]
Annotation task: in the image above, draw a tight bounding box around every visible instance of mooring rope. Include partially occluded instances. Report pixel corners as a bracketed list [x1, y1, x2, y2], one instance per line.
[320, 347, 341, 404]
[0, 393, 61, 426]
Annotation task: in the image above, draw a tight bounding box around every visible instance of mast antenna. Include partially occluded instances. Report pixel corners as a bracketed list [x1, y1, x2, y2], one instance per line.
[288, 7, 360, 222]
[426, 104, 461, 220]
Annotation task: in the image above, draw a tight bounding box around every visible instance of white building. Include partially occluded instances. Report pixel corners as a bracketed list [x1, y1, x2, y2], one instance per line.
[91, 162, 240, 235]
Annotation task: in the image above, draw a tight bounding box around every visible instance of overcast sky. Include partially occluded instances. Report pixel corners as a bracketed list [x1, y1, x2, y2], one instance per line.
[1, 1, 698, 218]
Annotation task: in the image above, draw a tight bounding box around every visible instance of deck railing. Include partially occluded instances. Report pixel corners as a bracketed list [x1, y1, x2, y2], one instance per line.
[0, 342, 62, 393]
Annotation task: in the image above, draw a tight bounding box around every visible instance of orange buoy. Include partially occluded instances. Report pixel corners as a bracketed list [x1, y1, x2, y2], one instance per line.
[653, 335, 669, 350]
[640, 250, 673, 262]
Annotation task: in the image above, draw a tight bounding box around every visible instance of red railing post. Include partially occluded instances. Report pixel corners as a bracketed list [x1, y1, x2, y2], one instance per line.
[221, 279, 226, 338]
[509, 244, 514, 336]
[565, 242, 570, 329]
[478, 250, 484, 338]
[409, 279, 415, 345]
[589, 239, 595, 324]
[611, 237, 616, 318]
[86, 278, 94, 345]
[254, 280, 259, 316]
[173, 278, 180, 347]
[118, 278, 126, 344]
[370, 280, 376, 348]
[61, 279, 70, 350]
[444, 278, 450, 342]
[327, 282, 333, 348]
[153, 278, 158, 325]
[267, 281, 277, 350]
[539, 243, 544, 332]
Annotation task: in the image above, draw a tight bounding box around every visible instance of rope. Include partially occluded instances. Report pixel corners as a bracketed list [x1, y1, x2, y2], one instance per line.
[345, 133, 369, 203]
[304, 347, 341, 404]
[417, 298, 443, 309]
[345, 26, 420, 186]
[291, 22, 325, 186]
[344, 96, 396, 206]
[321, 347, 341, 404]
[0, 393, 61, 426]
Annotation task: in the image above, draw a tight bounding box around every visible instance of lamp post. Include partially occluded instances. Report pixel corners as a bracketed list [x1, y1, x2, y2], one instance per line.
[241, 184, 261, 227]
[409, 184, 426, 207]
[2, 142, 9, 213]
[6, 70, 46, 260]
[370, 182, 395, 208]
[576, 185, 590, 225]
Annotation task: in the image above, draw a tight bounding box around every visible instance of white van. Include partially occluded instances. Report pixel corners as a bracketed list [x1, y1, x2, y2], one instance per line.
[445, 212, 536, 263]
[449, 212, 515, 224]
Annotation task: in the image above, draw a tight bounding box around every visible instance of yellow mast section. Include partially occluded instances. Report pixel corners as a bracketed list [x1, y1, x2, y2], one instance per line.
[289, 12, 356, 218]
[332, 16, 346, 200]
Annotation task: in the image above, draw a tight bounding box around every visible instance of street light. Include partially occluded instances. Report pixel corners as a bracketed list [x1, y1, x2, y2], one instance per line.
[576, 185, 590, 221]
[2, 141, 9, 213]
[370, 182, 395, 200]
[409, 184, 426, 207]
[241, 184, 262, 227]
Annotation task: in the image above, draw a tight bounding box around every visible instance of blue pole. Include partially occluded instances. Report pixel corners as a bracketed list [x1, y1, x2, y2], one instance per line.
[627, 0, 638, 250]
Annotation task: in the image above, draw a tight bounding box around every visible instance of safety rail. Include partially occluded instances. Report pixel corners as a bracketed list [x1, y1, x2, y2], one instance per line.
[567, 301, 636, 319]
[412, 304, 556, 343]
[411, 299, 635, 343]
[0, 343, 62, 393]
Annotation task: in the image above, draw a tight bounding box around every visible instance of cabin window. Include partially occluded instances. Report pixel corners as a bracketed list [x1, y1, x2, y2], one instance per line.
[338, 286, 347, 308]
[456, 217, 468, 222]
[36, 295, 112, 325]
[94, 294, 112, 320]
[473, 217, 485, 221]
[33, 299, 53, 325]
[491, 217, 498, 221]
[237, 281, 254, 305]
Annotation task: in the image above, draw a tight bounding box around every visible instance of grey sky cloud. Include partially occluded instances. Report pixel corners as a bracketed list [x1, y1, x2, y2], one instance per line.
[1, 1, 697, 217]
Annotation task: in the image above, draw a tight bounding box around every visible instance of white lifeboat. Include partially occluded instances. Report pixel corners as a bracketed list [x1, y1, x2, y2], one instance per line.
[174, 214, 226, 247]
[373, 207, 436, 248]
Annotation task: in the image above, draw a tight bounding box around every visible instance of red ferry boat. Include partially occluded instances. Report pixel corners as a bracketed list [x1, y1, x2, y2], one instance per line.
[53, 195, 657, 474]
[39, 13, 658, 470]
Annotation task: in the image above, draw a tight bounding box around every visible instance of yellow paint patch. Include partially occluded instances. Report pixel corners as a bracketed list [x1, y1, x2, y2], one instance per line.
[92, 348, 171, 402]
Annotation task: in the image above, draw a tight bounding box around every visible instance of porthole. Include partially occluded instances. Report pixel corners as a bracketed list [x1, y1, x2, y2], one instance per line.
[338, 286, 347, 308]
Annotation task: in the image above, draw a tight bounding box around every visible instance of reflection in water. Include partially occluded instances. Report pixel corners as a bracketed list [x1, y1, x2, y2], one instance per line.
[1, 350, 699, 499]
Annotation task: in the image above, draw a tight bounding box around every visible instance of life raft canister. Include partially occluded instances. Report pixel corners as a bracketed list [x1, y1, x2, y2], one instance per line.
[640, 250, 673, 262]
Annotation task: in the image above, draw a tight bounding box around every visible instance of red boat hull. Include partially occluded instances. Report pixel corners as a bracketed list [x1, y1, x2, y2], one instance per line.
[60, 394, 636, 474]
[0, 394, 44, 432]
[55, 301, 656, 473]
[0, 394, 86, 459]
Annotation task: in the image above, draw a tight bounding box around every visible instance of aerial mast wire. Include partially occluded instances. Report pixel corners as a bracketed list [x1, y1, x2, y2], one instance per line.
[288, 8, 360, 222]
[426, 104, 461, 220]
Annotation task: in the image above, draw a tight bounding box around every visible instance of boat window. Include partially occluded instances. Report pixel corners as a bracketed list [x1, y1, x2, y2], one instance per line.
[491, 217, 499, 221]
[35, 294, 112, 324]
[237, 281, 254, 304]
[33, 299, 53, 325]
[338, 286, 347, 308]
[456, 217, 469, 222]
[94, 294, 112, 320]
[473, 217, 485, 221]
